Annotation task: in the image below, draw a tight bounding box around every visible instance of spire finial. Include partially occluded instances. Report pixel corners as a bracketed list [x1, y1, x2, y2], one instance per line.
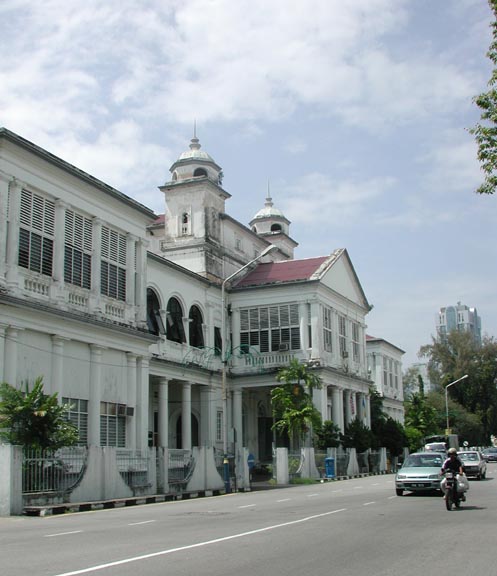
[265, 179, 273, 206]
[190, 120, 200, 150]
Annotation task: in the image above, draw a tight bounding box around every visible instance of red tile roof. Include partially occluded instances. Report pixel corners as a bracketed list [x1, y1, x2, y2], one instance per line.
[234, 256, 329, 288]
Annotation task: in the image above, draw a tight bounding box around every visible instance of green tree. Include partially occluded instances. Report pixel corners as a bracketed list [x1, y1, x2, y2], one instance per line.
[341, 418, 374, 453]
[315, 420, 341, 449]
[419, 331, 497, 442]
[271, 359, 322, 449]
[0, 377, 78, 450]
[470, 0, 497, 194]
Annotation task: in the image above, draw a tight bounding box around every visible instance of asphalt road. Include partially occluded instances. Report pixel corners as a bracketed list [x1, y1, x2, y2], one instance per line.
[2, 466, 497, 576]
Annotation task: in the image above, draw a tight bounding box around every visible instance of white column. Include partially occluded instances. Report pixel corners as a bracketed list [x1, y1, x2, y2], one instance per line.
[53, 200, 66, 300]
[51, 336, 66, 399]
[0, 175, 10, 286]
[136, 356, 150, 450]
[126, 353, 137, 449]
[356, 392, 364, 423]
[331, 386, 343, 433]
[6, 179, 21, 288]
[310, 300, 320, 359]
[200, 385, 213, 446]
[135, 238, 148, 326]
[313, 384, 327, 421]
[4, 326, 19, 386]
[90, 218, 102, 313]
[158, 377, 169, 448]
[126, 234, 136, 306]
[344, 389, 352, 425]
[182, 382, 192, 450]
[88, 345, 103, 446]
[299, 302, 309, 353]
[364, 394, 371, 428]
[233, 388, 243, 448]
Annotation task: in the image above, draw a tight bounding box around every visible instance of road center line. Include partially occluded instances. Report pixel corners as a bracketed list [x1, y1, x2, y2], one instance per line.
[276, 498, 291, 502]
[238, 504, 256, 508]
[51, 508, 347, 576]
[363, 502, 375, 506]
[128, 520, 156, 526]
[45, 531, 83, 538]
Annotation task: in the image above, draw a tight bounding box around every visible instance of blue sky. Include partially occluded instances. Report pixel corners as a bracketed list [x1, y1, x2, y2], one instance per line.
[0, 0, 495, 368]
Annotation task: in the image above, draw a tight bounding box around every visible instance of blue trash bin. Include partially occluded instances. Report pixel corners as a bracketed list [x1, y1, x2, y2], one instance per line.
[324, 457, 335, 479]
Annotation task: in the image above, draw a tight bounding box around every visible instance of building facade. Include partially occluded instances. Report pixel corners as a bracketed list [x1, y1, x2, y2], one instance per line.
[436, 302, 481, 345]
[0, 128, 401, 467]
[366, 335, 404, 424]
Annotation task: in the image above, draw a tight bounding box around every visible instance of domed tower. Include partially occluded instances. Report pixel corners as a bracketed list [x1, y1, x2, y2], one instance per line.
[158, 133, 231, 280]
[249, 188, 298, 259]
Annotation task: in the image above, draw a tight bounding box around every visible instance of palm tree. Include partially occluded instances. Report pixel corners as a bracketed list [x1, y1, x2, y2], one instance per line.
[271, 359, 322, 449]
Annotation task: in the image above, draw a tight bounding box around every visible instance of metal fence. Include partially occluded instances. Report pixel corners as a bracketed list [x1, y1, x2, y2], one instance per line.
[168, 449, 194, 486]
[23, 447, 87, 494]
[357, 451, 369, 474]
[116, 449, 151, 489]
[335, 450, 350, 477]
[288, 451, 304, 481]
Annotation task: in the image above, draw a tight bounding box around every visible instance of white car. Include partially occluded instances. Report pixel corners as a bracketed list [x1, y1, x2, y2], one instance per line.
[458, 450, 487, 480]
[395, 452, 444, 496]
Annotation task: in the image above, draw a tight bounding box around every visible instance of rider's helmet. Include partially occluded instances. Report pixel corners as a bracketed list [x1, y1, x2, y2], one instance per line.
[448, 447, 457, 455]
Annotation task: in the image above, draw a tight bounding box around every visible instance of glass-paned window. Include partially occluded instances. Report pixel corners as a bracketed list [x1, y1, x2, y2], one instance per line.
[383, 357, 388, 388]
[62, 397, 88, 445]
[214, 327, 222, 356]
[18, 189, 54, 276]
[166, 297, 186, 343]
[100, 402, 126, 447]
[240, 303, 300, 353]
[64, 210, 92, 289]
[216, 410, 223, 442]
[189, 305, 204, 348]
[323, 306, 333, 352]
[100, 226, 127, 301]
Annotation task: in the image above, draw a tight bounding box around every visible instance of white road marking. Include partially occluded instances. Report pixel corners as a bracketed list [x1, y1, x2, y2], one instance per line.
[363, 501, 375, 506]
[238, 504, 256, 508]
[51, 508, 347, 575]
[277, 498, 291, 502]
[388, 496, 397, 500]
[128, 520, 156, 526]
[307, 493, 319, 497]
[44, 531, 83, 538]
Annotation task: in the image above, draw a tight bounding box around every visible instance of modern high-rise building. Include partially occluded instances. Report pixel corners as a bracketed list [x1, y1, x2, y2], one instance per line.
[436, 302, 481, 345]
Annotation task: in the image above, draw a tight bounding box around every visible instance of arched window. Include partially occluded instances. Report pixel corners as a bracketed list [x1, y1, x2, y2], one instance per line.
[270, 223, 282, 232]
[189, 305, 204, 348]
[251, 225, 257, 233]
[172, 171, 178, 181]
[166, 297, 186, 343]
[146, 288, 165, 335]
[193, 168, 207, 177]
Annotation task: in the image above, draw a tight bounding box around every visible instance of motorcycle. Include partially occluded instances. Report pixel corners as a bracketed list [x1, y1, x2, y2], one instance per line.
[442, 470, 465, 510]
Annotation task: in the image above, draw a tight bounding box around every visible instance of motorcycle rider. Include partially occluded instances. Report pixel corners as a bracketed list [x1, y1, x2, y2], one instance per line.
[441, 447, 465, 501]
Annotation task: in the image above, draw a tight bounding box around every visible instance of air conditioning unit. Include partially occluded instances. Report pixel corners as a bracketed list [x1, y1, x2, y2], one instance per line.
[279, 343, 289, 351]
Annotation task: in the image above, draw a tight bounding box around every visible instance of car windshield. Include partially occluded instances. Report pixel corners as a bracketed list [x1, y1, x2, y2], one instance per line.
[459, 452, 478, 461]
[483, 447, 497, 453]
[404, 455, 443, 468]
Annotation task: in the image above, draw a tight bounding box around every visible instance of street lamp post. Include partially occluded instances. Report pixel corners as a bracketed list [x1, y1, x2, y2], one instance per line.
[221, 244, 277, 493]
[445, 374, 469, 434]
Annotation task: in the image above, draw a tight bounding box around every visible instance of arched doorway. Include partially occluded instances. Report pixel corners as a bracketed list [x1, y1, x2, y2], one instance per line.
[176, 414, 199, 448]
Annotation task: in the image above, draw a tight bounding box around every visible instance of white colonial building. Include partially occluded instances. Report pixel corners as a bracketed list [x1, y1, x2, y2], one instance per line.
[0, 128, 400, 468]
[366, 335, 404, 423]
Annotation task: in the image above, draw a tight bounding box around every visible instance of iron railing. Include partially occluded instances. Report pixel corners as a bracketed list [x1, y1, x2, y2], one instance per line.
[116, 449, 151, 489]
[23, 447, 87, 494]
[168, 449, 194, 485]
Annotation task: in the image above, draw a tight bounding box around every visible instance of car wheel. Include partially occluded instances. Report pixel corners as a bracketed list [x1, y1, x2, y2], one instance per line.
[482, 471, 486, 480]
[395, 488, 403, 496]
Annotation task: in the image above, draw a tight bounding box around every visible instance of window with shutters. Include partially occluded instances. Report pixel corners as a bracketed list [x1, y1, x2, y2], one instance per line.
[166, 297, 186, 343]
[62, 397, 88, 445]
[338, 315, 347, 357]
[64, 210, 92, 289]
[240, 303, 300, 353]
[100, 226, 127, 301]
[18, 189, 55, 276]
[189, 305, 204, 348]
[352, 322, 360, 362]
[323, 306, 333, 353]
[100, 402, 126, 447]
